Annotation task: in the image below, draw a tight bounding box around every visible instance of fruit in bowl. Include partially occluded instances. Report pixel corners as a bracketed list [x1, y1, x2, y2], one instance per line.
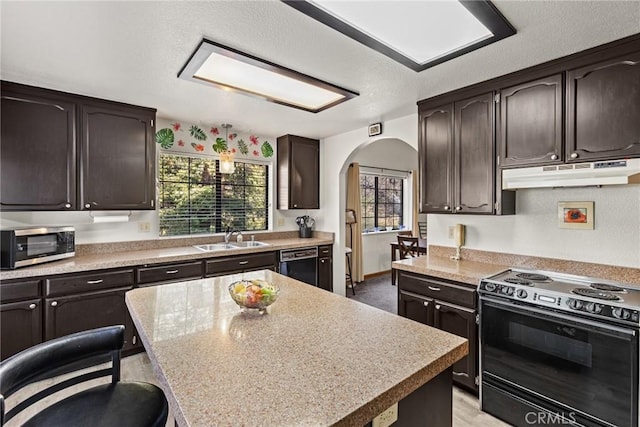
[228, 279, 279, 312]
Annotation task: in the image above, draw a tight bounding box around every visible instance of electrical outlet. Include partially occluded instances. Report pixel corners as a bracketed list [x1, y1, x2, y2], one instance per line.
[138, 222, 151, 233]
[372, 403, 398, 427]
[277, 218, 285, 226]
[448, 226, 454, 239]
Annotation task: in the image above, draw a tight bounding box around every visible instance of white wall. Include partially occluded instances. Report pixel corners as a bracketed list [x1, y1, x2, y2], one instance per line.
[428, 186, 640, 268]
[319, 114, 419, 296]
[350, 138, 419, 275]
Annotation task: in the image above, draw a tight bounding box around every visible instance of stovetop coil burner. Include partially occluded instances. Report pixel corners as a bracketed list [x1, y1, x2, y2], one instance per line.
[516, 272, 550, 281]
[504, 278, 533, 286]
[591, 283, 626, 293]
[572, 287, 621, 301]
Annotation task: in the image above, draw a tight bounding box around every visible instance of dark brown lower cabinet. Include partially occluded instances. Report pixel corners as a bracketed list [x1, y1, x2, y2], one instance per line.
[204, 252, 276, 277]
[398, 271, 478, 393]
[1, 298, 43, 360]
[317, 245, 333, 292]
[45, 286, 136, 352]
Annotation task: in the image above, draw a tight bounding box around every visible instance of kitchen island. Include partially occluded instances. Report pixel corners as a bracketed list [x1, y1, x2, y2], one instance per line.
[126, 270, 467, 426]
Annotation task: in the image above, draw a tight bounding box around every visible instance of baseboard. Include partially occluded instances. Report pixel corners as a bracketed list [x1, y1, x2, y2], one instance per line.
[364, 270, 391, 280]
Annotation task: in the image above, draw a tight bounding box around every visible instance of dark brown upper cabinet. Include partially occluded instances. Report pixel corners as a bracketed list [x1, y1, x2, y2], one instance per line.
[499, 74, 564, 168]
[1, 83, 77, 210]
[0, 81, 156, 211]
[566, 53, 640, 162]
[420, 93, 512, 215]
[81, 102, 155, 210]
[277, 135, 319, 209]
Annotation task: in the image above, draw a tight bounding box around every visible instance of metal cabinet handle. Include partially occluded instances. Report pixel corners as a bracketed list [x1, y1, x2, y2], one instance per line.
[132, 336, 137, 345]
[166, 269, 179, 274]
[51, 301, 58, 307]
[64, 203, 71, 208]
[435, 304, 441, 310]
[29, 303, 37, 309]
[320, 259, 325, 263]
[570, 152, 579, 159]
[293, 204, 298, 208]
[443, 205, 450, 211]
[423, 301, 429, 307]
[87, 279, 104, 284]
[85, 203, 91, 208]
[452, 371, 467, 377]
[455, 206, 462, 211]
[238, 261, 249, 265]
[550, 154, 558, 160]
[428, 286, 440, 291]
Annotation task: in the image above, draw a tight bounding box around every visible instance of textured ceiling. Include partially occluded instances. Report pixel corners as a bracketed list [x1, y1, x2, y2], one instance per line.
[1, 1, 639, 140]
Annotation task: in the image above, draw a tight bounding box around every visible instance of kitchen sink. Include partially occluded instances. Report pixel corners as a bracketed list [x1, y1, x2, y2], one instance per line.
[232, 241, 270, 248]
[193, 243, 238, 252]
[193, 241, 270, 252]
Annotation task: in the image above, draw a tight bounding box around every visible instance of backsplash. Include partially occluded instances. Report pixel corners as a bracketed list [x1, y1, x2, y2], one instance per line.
[427, 185, 640, 268]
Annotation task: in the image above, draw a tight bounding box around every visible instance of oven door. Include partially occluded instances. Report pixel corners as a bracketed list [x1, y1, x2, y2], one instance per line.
[480, 296, 638, 427]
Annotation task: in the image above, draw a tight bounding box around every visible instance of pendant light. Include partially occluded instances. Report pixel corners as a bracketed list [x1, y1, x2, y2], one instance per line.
[220, 123, 235, 174]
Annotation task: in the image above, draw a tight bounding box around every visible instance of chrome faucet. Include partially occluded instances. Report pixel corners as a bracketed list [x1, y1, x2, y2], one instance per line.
[224, 227, 239, 243]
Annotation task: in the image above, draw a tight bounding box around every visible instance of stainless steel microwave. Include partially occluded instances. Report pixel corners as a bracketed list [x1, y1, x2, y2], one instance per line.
[1, 226, 75, 269]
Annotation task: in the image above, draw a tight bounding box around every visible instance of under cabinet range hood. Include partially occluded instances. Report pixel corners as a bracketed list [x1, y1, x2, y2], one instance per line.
[502, 159, 640, 189]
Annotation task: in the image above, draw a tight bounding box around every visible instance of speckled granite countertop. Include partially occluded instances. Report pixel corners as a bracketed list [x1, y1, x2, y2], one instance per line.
[392, 255, 508, 287]
[0, 234, 333, 281]
[126, 270, 467, 427]
[392, 245, 640, 287]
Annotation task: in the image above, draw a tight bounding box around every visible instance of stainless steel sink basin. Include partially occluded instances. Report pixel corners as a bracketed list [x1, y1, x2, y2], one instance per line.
[232, 241, 270, 248]
[193, 243, 237, 252]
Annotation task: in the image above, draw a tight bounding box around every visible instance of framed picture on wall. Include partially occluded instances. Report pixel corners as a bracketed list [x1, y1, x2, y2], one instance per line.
[368, 122, 382, 137]
[558, 201, 594, 229]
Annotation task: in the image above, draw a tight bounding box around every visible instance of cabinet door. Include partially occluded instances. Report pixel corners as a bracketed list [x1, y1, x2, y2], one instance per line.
[0, 83, 76, 211]
[454, 93, 494, 214]
[81, 103, 155, 210]
[45, 287, 136, 351]
[567, 54, 640, 162]
[278, 135, 319, 209]
[317, 256, 333, 292]
[433, 300, 477, 392]
[420, 105, 453, 213]
[499, 75, 564, 167]
[1, 299, 42, 360]
[398, 291, 434, 326]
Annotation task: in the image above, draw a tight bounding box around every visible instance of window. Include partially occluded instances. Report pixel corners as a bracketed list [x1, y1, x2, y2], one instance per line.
[159, 153, 268, 236]
[360, 174, 404, 232]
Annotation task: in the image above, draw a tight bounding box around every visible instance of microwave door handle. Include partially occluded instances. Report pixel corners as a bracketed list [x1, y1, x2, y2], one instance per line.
[481, 296, 637, 338]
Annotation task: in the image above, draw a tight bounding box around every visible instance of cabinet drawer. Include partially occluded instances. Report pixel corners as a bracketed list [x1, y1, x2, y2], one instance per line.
[46, 269, 134, 297]
[136, 261, 202, 285]
[205, 252, 277, 277]
[398, 271, 476, 308]
[1, 279, 41, 302]
[318, 245, 332, 257]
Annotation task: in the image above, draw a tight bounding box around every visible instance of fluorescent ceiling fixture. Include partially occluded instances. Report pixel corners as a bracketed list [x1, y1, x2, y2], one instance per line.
[178, 39, 358, 113]
[283, 0, 516, 72]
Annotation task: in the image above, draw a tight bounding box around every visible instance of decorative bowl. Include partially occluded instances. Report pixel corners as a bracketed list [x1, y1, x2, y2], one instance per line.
[228, 279, 280, 312]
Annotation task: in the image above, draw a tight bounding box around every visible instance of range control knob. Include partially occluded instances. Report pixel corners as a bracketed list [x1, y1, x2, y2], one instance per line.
[613, 308, 631, 320]
[501, 286, 514, 296]
[568, 299, 583, 310]
[484, 283, 496, 292]
[516, 289, 528, 299]
[586, 302, 603, 314]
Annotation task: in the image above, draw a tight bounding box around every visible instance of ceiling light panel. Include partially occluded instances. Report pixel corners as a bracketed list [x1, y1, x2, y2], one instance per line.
[283, 0, 516, 72]
[178, 39, 358, 113]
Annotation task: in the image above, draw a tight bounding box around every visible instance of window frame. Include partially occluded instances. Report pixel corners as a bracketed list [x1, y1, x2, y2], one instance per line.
[360, 172, 405, 232]
[158, 151, 270, 237]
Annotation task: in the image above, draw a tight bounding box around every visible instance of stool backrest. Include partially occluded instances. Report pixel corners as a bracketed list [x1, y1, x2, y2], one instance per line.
[418, 222, 428, 239]
[397, 236, 421, 259]
[0, 325, 124, 425]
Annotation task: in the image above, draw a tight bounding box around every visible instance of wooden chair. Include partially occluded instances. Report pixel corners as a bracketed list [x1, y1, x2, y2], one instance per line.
[397, 235, 421, 259]
[418, 222, 428, 239]
[397, 230, 412, 236]
[0, 325, 168, 427]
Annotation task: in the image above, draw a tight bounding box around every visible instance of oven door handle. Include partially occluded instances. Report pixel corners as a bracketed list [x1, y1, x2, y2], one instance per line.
[480, 296, 637, 338]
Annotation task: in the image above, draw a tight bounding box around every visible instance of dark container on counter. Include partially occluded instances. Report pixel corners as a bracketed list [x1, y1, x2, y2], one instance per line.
[299, 225, 312, 238]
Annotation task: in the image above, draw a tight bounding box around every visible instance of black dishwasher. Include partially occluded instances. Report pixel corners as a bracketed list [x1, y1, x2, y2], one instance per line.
[278, 247, 318, 286]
